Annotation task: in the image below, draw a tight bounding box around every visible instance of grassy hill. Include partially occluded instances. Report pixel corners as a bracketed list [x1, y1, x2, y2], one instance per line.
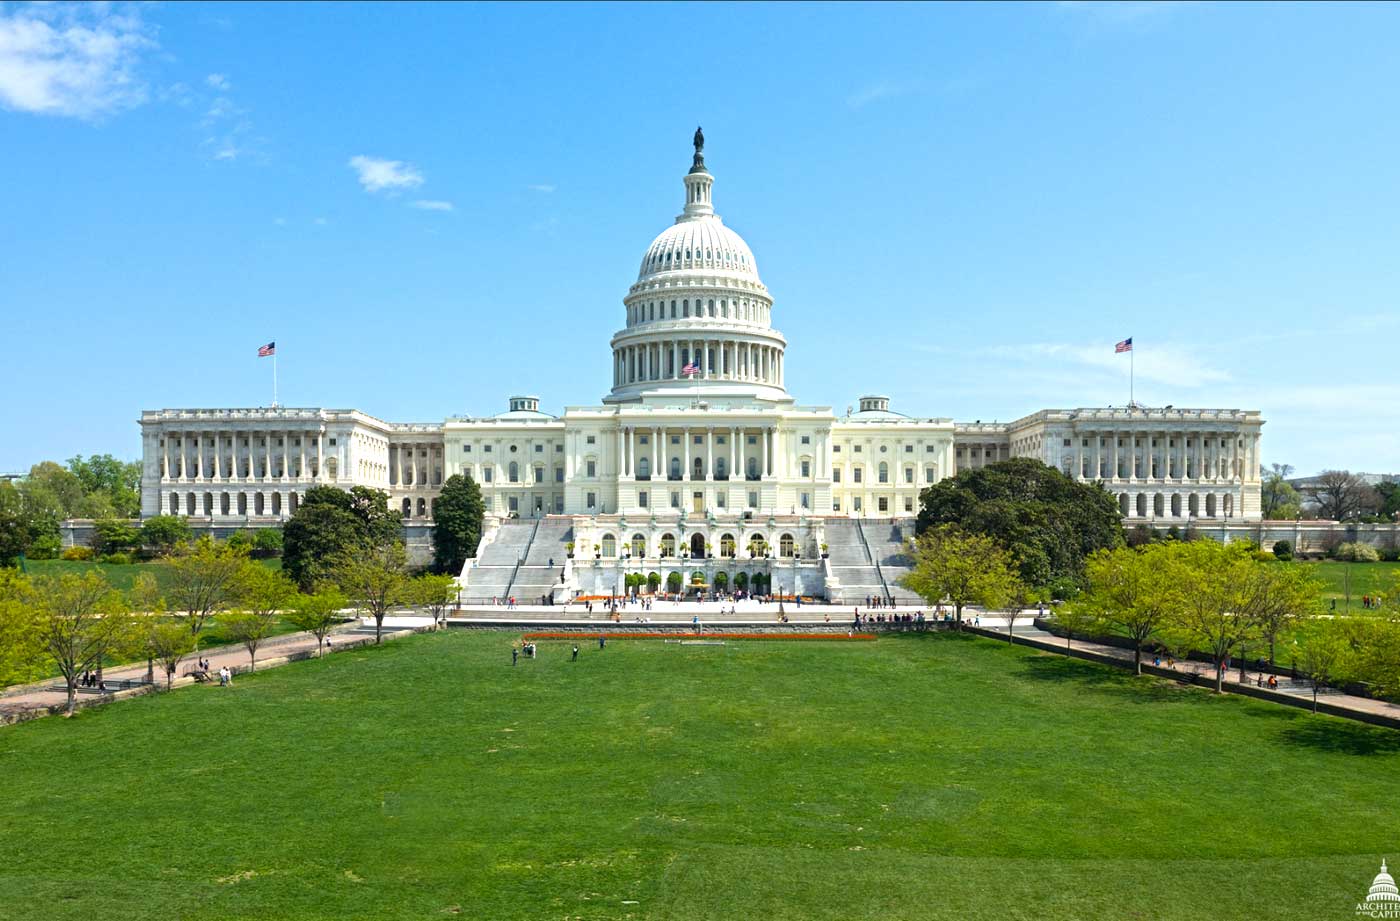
[0, 630, 1395, 920]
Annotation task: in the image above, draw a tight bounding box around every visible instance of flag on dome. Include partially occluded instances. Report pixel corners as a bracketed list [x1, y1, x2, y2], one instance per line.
[1115, 337, 1133, 353]
[257, 341, 276, 357]
[682, 361, 699, 377]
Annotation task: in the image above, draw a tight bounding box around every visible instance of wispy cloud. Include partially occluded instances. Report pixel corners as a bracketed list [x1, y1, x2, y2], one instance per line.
[205, 72, 230, 91]
[410, 199, 454, 212]
[986, 340, 1231, 386]
[846, 81, 920, 110]
[527, 183, 556, 193]
[0, 1, 156, 120]
[348, 155, 424, 194]
[199, 88, 262, 163]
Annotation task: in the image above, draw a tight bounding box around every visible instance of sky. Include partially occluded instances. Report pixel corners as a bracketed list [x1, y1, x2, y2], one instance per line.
[2, 1, 1398, 477]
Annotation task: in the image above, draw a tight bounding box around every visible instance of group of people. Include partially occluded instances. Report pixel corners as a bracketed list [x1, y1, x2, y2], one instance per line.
[1361, 595, 1385, 610]
[513, 639, 598, 665]
[77, 670, 105, 690]
[852, 610, 929, 630]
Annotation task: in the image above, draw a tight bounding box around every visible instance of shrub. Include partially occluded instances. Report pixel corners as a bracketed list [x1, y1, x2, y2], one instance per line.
[1334, 542, 1380, 563]
[141, 515, 192, 554]
[60, 545, 94, 561]
[100, 552, 133, 565]
[1272, 539, 1293, 561]
[1381, 547, 1400, 563]
[251, 528, 283, 557]
[26, 533, 61, 560]
[226, 530, 254, 552]
[92, 518, 142, 555]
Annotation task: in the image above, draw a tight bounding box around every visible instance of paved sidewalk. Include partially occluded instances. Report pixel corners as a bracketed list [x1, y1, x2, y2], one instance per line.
[973, 610, 1400, 729]
[0, 617, 422, 724]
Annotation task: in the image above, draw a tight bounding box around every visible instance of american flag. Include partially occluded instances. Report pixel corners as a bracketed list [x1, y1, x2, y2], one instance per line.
[1115, 337, 1133, 353]
[257, 341, 276, 357]
[682, 361, 699, 377]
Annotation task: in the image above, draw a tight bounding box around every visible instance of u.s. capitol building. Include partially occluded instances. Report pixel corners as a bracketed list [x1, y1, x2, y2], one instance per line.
[138, 134, 1264, 600]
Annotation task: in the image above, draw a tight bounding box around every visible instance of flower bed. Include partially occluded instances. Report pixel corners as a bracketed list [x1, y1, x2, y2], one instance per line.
[520, 631, 877, 642]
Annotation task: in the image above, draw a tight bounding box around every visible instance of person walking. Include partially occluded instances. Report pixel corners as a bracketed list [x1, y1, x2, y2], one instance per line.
[219, 666, 231, 687]
[512, 646, 519, 666]
[598, 635, 606, 649]
[571, 645, 579, 662]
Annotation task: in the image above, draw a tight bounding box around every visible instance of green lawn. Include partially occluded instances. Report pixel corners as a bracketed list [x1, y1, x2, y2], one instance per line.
[1, 631, 1396, 920]
[1301, 560, 1400, 610]
[22, 556, 282, 591]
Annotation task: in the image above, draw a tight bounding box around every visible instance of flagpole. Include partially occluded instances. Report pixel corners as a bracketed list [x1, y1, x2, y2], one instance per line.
[273, 351, 278, 408]
[1130, 346, 1134, 407]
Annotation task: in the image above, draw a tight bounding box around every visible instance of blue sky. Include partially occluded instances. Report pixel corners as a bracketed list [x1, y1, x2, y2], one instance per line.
[2, 1, 1397, 476]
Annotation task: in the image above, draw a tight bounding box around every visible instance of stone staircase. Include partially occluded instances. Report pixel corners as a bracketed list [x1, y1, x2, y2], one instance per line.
[858, 519, 922, 605]
[512, 518, 574, 603]
[823, 519, 889, 605]
[461, 519, 536, 602]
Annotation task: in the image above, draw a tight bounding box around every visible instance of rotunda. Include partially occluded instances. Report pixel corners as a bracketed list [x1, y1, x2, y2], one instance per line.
[1367, 860, 1400, 903]
[606, 128, 790, 404]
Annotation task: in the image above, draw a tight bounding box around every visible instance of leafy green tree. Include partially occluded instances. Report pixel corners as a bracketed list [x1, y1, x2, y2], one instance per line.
[1261, 463, 1302, 519]
[1172, 541, 1261, 693]
[1, 479, 66, 564]
[92, 518, 142, 556]
[432, 474, 485, 574]
[0, 483, 28, 566]
[901, 526, 1023, 629]
[411, 573, 458, 628]
[251, 528, 283, 557]
[1052, 601, 1101, 651]
[1295, 619, 1352, 713]
[1080, 544, 1181, 673]
[0, 570, 44, 686]
[141, 515, 192, 556]
[225, 564, 297, 670]
[143, 621, 194, 690]
[915, 458, 1123, 589]
[335, 539, 410, 644]
[1244, 562, 1323, 666]
[647, 571, 661, 593]
[1376, 481, 1400, 521]
[286, 588, 348, 656]
[284, 486, 399, 591]
[31, 570, 130, 715]
[165, 537, 249, 651]
[67, 454, 141, 518]
[26, 461, 84, 517]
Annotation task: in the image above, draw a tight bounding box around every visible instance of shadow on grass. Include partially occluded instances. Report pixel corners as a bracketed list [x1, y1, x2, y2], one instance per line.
[1013, 652, 1208, 705]
[1277, 718, 1400, 756]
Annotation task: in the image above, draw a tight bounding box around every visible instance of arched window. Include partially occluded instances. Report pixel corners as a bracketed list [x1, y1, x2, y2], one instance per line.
[747, 533, 766, 557]
[747, 457, 759, 479]
[630, 533, 646, 557]
[402, 498, 412, 517]
[878, 462, 889, 484]
[327, 457, 338, 480]
[638, 457, 650, 478]
[601, 533, 616, 557]
[779, 533, 796, 557]
[417, 497, 426, 517]
[508, 461, 519, 483]
[693, 457, 703, 479]
[670, 457, 681, 480]
[720, 533, 736, 558]
[715, 458, 727, 480]
[660, 533, 676, 557]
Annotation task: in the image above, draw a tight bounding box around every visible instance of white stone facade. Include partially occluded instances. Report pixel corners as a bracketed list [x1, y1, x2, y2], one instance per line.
[137, 137, 1262, 534]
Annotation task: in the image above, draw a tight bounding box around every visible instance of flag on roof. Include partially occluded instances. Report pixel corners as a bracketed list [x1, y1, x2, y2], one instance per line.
[1115, 337, 1133, 353]
[258, 341, 276, 357]
[682, 361, 699, 377]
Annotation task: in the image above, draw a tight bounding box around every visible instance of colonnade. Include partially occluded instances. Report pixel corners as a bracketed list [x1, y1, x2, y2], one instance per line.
[613, 339, 783, 387]
[614, 425, 777, 481]
[1072, 430, 1258, 483]
[389, 442, 442, 488]
[160, 429, 330, 482]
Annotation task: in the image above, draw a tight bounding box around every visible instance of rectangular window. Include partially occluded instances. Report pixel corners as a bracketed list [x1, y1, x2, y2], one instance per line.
[854, 445, 862, 453]
[834, 445, 842, 453]
[463, 445, 472, 453]
[853, 468, 863, 483]
[586, 492, 596, 509]
[555, 467, 563, 483]
[640, 435, 649, 445]
[878, 497, 888, 512]
[1063, 439, 1072, 446]
[484, 444, 492, 452]
[748, 491, 758, 508]
[854, 497, 862, 512]
[833, 468, 842, 483]
[483, 468, 493, 483]
[693, 435, 702, 445]
[904, 497, 913, 512]
[800, 435, 810, 445]
[801, 460, 811, 477]
[801, 492, 810, 509]
[586, 435, 595, 445]
[554, 496, 564, 513]
[672, 436, 681, 445]
[926, 444, 934, 452]
[717, 492, 726, 508]
[905, 444, 913, 453]
[638, 491, 648, 508]
[671, 492, 680, 508]
[904, 468, 914, 484]
[833, 497, 841, 511]
[535, 444, 543, 453]
[508, 497, 519, 511]
[586, 460, 596, 477]
[717, 436, 726, 445]
[747, 436, 756, 445]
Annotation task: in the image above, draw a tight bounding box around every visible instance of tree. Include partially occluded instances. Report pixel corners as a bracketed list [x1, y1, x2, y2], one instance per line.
[285, 588, 347, 656]
[1375, 481, 1400, 521]
[165, 537, 249, 651]
[1080, 544, 1181, 673]
[143, 621, 195, 690]
[225, 564, 296, 670]
[31, 571, 129, 715]
[411, 573, 458, 629]
[335, 539, 409, 643]
[1272, 539, 1293, 561]
[251, 528, 283, 558]
[0, 570, 44, 686]
[1172, 541, 1260, 693]
[432, 474, 485, 574]
[284, 486, 400, 590]
[1304, 470, 1379, 521]
[1052, 601, 1100, 651]
[1238, 560, 1323, 667]
[25, 461, 84, 517]
[141, 515, 192, 556]
[915, 458, 1123, 589]
[1295, 620, 1351, 713]
[1261, 463, 1302, 520]
[901, 526, 1023, 629]
[92, 518, 142, 556]
[67, 454, 141, 519]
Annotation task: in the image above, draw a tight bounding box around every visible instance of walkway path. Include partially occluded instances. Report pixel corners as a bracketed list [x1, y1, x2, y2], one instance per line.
[0, 616, 427, 724]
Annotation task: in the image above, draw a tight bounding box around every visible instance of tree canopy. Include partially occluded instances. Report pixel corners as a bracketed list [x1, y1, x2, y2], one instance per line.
[900, 526, 1023, 627]
[432, 474, 485, 574]
[283, 486, 402, 590]
[915, 458, 1123, 590]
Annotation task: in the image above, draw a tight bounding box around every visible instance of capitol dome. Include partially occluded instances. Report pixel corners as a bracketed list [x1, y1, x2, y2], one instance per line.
[607, 129, 789, 405]
[1368, 861, 1400, 903]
